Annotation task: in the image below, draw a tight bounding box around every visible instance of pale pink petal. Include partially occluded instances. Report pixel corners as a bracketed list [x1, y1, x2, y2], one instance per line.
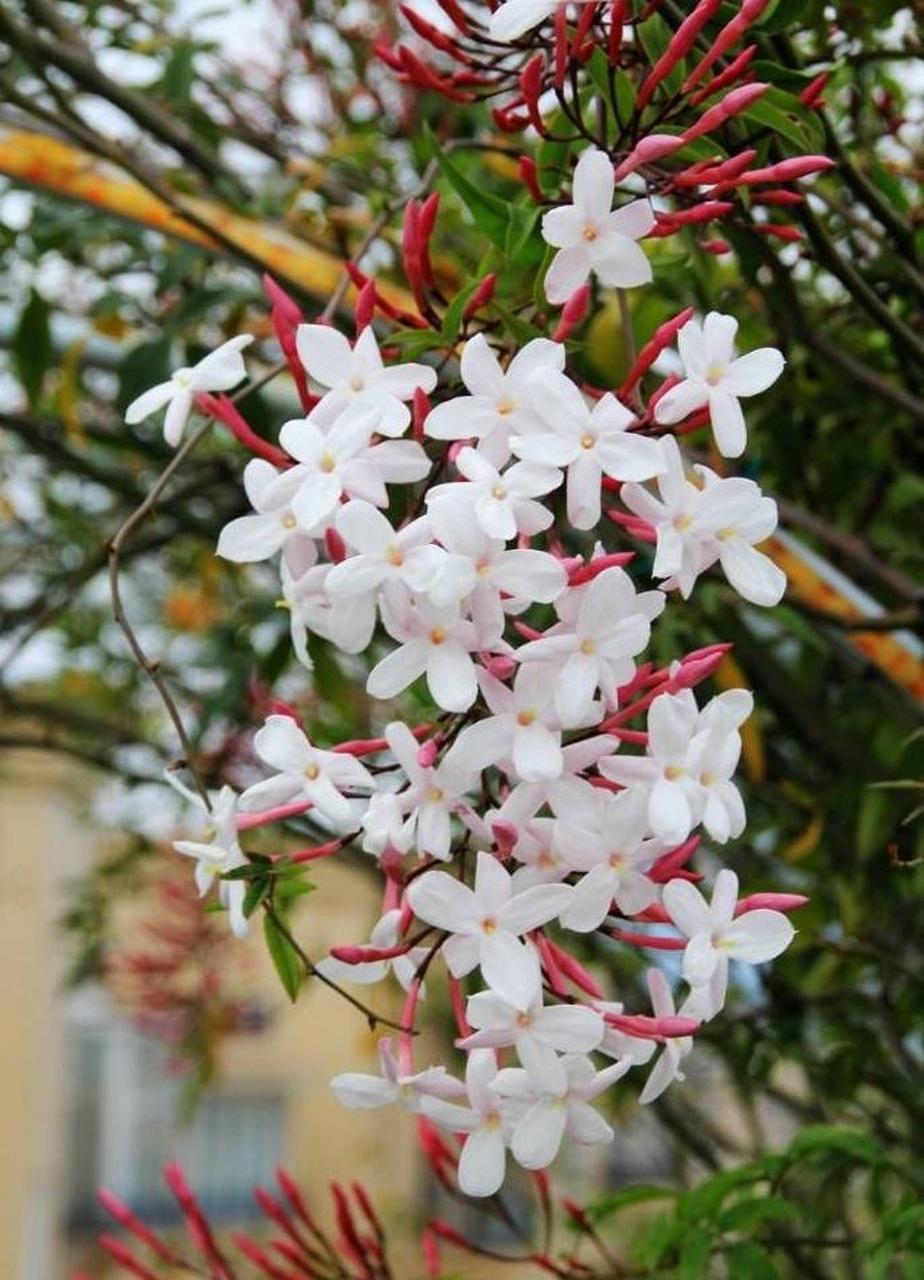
[499, 882, 572, 935]
[606, 198, 655, 239]
[722, 909, 794, 964]
[541, 204, 585, 249]
[216, 513, 286, 562]
[682, 931, 719, 987]
[653, 378, 709, 425]
[662, 878, 712, 939]
[572, 147, 615, 222]
[125, 380, 174, 424]
[544, 245, 591, 306]
[724, 347, 784, 396]
[459, 1125, 506, 1197]
[296, 324, 354, 386]
[253, 714, 313, 771]
[591, 235, 652, 289]
[513, 721, 562, 782]
[427, 643, 477, 712]
[480, 932, 542, 1011]
[366, 640, 429, 700]
[408, 870, 479, 933]
[330, 1073, 398, 1109]
[512, 1100, 567, 1169]
[559, 864, 615, 933]
[533, 1005, 604, 1053]
[709, 387, 747, 458]
[189, 335, 252, 391]
[460, 333, 505, 397]
[718, 541, 786, 606]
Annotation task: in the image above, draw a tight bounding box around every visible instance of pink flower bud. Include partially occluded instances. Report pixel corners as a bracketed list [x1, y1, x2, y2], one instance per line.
[552, 283, 591, 341]
[614, 134, 684, 179]
[325, 527, 347, 563]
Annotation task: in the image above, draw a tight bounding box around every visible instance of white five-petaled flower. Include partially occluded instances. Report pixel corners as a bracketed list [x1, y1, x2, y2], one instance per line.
[621, 437, 786, 606]
[513, 370, 665, 531]
[281, 557, 376, 664]
[427, 447, 560, 542]
[238, 713, 374, 829]
[453, 664, 565, 783]
[216, 458, 312, 567]
[654, 313, 785, 458]
[384, 720, 477, 861]
[279, 404, 430, 531]
[557, 788, 662, 933]
[368, 596, 487, 712]
[125, 335, 253, 446]
[493, 1042, 630, 1170]
[638, 969, 696, 1104]
[424, 334, 565, 466]
[326, 502, 445, 603]
[515, 568, 664, 726]
[458, 989, 605, 1059]
[296, 323, 436, 437]
[426, 497, 567, 638]
[420, 1049, 511, 1198]
[407, 850, 572, 1010]
[663, 868, 795, 1019]
[331, 1037, 466, 1112]
[489, 0, 595, 44]
[541, 148, 654, 305]
[317, 908, 430, 995]
[599, 688, 753, 845]
[171, 781, 249, 938]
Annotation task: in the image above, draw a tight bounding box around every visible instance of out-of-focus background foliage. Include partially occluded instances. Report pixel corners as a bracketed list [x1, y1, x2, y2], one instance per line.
[0, 1, 923, 1277]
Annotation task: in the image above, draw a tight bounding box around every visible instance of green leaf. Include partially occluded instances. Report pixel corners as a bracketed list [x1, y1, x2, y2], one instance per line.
[679, 1229, 712, 1280]
[587, 1184, 676, 1224]
[726, 1242, 780, 1280]
[719, 1196, 798, 1233]
[426, 127, 510, 250]
[742, 86, 825, 152]
[440, 280, 482, 344]
[263, 912, 303, 1002]
[787, 1125, 883, 1165]
[12, 289, 53, 408]
[243, 876, 270, 919]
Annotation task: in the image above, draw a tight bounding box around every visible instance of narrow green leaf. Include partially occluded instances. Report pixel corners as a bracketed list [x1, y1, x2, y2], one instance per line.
[263, 912, 303, 1002]
[12, 289, 53, 408]
[426, 126, 510, 250]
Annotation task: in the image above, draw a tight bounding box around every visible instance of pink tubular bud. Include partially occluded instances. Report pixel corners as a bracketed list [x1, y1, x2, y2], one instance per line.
[621, 306, 695, 396]
[689, 44, 759, 107]
[97, 1188, 178, 1263]
[480, 652, 517, 679]
[355, 279, 376, 333]
[656, 200, 734, 228]
[683, 0, 770, 91]
[400, 4, 467, 59]
[754, 223, 805, 242]
[562, 1196, 589, 1227]
[435, 0, 470, 32]
[636, 0, 723, 108]
[611, 927, 687, 950]
[331, 941, 409, 963]
[412, 386, 431, 441]
[98, 1236, 161, 1280]
[552, 283, 591, 342]
[289, 839, 344, 864]
[737, 893, 809, 914]
[800, 70, 829, 107]
[492, 103, 531, 134]
[463, 272, 497, 319]
[262, 275, 314, 412]
[398, 46, 476, 102]
[195, 393, 292, 468]
[671, 148, 757, 190]
[324, 526, 347, 563]
[231, 1234, 293, 1280]
[275, 1167, 316, 1230]
[700, 238, 732, 254]
[236, 799, 313, 832]
[490, 819, 519, 854]
[428, 1219, 471, 1248]
[518, 156, 544, 203]
[422, 1226, 442, 1277]
[545, 940, 604, 998]
[567, 551, 636, 586]
[683, 82, 768, 142]
[519, 54, 546, 133]
[417, 737, 440, 767]
[614, 134, 684, 180]
[753, 189, 805, 206]
[605, 1012, 700, 1038]
[608, 0, 626, 63]
[738, 155, 835, 184]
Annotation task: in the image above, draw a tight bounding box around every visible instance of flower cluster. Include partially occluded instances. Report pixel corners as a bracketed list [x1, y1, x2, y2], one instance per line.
[119, 0, 824, 1210]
